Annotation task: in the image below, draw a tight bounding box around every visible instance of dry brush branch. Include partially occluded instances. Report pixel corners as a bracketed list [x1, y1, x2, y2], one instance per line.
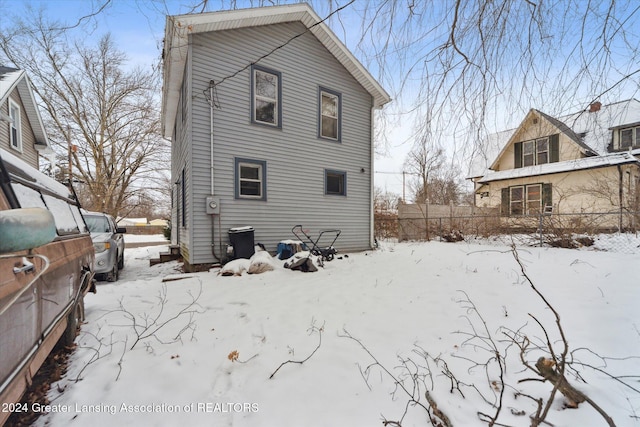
[269, 321, 324, 379]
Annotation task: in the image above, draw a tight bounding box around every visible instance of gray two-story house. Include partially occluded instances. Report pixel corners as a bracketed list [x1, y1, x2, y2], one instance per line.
[161, 4, 390, 270]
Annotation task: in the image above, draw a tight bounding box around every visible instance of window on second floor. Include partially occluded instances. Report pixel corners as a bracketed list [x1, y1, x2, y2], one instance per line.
[514, 134, 559, 168]
[319, 87, 341, 141]
[251, 65, 281, 128]
[8, 99, 22, 151]
[619, 126, 640, 149]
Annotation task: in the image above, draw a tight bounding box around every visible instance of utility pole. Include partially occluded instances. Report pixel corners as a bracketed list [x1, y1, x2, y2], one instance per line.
[67, 126, 73, 185]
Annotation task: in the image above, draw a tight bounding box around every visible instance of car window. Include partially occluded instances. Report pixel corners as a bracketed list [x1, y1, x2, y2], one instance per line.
[70, 205, 88, 233]
[85, 215, 112, 233]
[42, 194, 80, 235]
[12, 182, 47, 209]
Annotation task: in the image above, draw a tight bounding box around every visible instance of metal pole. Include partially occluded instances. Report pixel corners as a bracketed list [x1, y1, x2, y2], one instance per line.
[67, 126, 73, 184]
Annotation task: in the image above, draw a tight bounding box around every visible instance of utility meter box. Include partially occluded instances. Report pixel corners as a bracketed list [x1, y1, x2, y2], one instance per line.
[205, 196, 220, 215]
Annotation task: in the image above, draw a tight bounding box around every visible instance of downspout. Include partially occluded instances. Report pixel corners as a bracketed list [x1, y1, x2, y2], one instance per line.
[209, 82, 221, 263]
[369, 104, 376, 249]
[617, 164, 623, 231]
[210, 82, 216, 197]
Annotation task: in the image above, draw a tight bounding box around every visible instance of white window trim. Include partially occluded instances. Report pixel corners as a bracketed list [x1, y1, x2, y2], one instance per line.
[235, 158, 267, 201]
[8, 99, 22, 152]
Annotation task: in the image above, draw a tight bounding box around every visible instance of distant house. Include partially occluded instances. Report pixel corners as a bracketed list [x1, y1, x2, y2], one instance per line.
[0, 67, 52, 170]
[471, 100, 640, 224]
[162, 4, 390, 270]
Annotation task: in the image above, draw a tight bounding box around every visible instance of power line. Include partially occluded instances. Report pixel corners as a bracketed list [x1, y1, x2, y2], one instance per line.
[207, 0, 355, 93]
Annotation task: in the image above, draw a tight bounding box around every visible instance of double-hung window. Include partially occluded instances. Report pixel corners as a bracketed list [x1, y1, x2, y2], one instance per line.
[514, 134, 558, 168]
[319, 87, 341, 141]
[235, 158, 267, 200]
[251, 65, 281, 127]
[8, 99, 22, 151]
[619, 126, 640, 149]
[503, 183, 550, 216]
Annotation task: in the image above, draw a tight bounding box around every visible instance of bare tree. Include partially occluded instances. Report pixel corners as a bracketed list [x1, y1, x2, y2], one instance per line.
[0, 11, 168, 218]
[353, 0, 640, 167]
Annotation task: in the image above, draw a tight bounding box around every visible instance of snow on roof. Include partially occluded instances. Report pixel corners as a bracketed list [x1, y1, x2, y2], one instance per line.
[161, 3, 390, 138]
[470, 99, 640, 180]
[478, 151, 640, 184]
[0, 148, 73, 199]
[467, 128, 515, 178]
[560, 99, 640, 154]
[0, 67, 50, 151]
[0, 66, 22, 99]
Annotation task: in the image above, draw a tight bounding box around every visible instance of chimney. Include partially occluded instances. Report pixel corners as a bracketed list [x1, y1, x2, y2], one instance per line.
[589, 101, 602, 113]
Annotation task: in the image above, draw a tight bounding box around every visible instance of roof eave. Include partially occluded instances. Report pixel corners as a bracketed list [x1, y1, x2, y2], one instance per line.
[161, 4, 390, 138]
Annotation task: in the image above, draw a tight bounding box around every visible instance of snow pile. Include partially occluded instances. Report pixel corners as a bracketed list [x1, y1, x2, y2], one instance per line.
[34, 239, 640, 427]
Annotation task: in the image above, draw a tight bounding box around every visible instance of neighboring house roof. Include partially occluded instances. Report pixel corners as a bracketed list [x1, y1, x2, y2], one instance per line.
[161, 3, 391, 138]
[470, 99, 640, 179]
[478, 151, 640, 184]
[535, 109, 598, 156]
[0, 66, 50, 153]
[488, 108, 598, 171]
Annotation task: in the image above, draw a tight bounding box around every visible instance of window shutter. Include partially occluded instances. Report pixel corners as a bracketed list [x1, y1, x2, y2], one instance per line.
[501, 188, 509, 216]
[542, 183, 552, 210]
[550, 134, 559, 163]
[514, 142, 523, 168]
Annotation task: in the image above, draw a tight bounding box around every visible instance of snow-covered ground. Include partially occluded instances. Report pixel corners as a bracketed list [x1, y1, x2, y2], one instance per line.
[35, 236, 640, 427]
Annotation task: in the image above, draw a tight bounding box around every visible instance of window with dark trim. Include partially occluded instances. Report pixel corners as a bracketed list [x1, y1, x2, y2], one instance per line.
[251, 65, 281, 127]
[325, 169, 346, 196]
[235, 158, 267, 200]
[8, 99, 21, 151]
[319, 87, 341, 141]
[501, 183, 552, 216]
[514, 134, 559, 168]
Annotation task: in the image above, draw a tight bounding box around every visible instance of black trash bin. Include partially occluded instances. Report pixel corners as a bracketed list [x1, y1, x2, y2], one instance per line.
[228, 226, 255, 259]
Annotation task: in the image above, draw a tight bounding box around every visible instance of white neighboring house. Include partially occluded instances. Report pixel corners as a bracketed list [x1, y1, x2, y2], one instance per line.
[0, 66, 53, 170]
[470, 100, 640, 223]
[161, 4, 390, 270]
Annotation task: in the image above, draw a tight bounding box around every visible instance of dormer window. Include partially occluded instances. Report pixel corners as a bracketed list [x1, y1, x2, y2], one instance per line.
[619, 126, 640, 149]
[514, 134, 559, 168]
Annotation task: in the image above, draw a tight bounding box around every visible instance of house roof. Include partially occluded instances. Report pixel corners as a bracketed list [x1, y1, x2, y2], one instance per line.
[488, 109, 599, 171]
[161, 3, 391, 138]
[478, 151, 640, 184]
[470, 99, 640, 179]
[0, 67, 50, 152]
